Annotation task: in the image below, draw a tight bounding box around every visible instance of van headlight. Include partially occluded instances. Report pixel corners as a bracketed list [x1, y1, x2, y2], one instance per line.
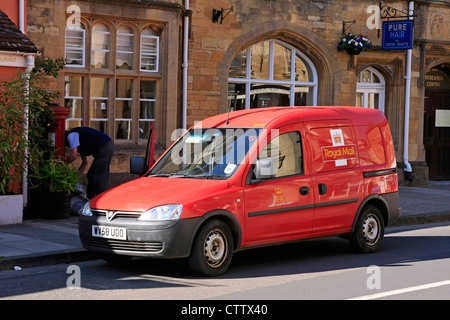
[81, 202, 93, 217]
[138, 205, 182, 221]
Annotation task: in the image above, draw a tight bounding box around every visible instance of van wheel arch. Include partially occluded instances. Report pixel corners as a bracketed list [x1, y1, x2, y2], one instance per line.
[187, 211, 241, 276]
[196, 210, 243, 252]
[351, 196, 390, 233]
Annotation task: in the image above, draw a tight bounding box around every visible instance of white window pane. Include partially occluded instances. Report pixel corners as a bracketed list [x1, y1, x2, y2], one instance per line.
[140, 101, 155, 119]
[116, 26, 134, 69]
[356, 92, 364, 107]
[251, 42, 269, 80]
[139, 121, 153, 140]
[229, 50, 247, 79]
[90, 99, 108, 118]
[295, 54, 311, 82]
[273, 42, 291, 81]
[140, 80, 156, 99]
[140, 31, 159, 72]
[90, 121, 108, 134]
[115, 120, 132, 140]
[65, 76, 83, 121]
[65, 28, 85, 67]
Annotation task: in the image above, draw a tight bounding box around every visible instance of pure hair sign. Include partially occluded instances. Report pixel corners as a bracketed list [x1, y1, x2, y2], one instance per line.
[382, 20, 413, 50]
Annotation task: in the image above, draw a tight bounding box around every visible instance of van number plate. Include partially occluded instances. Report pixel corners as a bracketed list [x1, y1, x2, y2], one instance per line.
[92, 225, 127, 240]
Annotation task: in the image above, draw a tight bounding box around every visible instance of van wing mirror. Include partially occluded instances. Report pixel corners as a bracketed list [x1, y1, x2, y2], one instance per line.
[253, 158, 277, 182]
[130, 156, 146, 175]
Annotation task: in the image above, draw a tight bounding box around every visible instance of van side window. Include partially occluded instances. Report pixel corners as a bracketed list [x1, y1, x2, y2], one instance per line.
[259, 131, 303, 178]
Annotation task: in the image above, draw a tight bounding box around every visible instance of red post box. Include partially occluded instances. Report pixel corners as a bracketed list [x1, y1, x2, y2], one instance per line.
[44, 104, 70, 159]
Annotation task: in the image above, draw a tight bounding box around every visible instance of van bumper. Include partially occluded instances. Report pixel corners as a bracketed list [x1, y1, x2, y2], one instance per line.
[78, 215, 202, 259]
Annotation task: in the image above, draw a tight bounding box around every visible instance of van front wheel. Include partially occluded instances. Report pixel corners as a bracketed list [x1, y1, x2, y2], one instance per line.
[188, 220, 233, 276]
[350, 205, 384, 253]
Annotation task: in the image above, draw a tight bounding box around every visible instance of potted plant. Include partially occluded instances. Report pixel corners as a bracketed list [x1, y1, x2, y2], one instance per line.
[337, 33, 372, 55]
[0, 57, 65, 224]
[29, 152, 79, 219]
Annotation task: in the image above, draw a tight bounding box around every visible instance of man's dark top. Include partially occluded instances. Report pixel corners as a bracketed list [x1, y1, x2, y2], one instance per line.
[68, 127, 111, 157]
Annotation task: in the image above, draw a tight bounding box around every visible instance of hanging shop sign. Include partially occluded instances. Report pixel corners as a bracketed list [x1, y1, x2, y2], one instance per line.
[382, 20, 413, 50]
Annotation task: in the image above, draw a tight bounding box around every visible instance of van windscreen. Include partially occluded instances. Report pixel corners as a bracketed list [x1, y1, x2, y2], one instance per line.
[148, 127, 263, 179]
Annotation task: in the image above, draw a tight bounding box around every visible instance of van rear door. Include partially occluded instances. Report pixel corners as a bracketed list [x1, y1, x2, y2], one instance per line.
[243, 124, 314, 243]
[306, 121, 363, 233]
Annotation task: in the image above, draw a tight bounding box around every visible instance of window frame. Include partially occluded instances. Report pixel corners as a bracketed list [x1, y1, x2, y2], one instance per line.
[91, 23, 111, 69]
[64, 76, 84, 128]
[64, 20, 161, 143]
[356, 67, 386, 113]
[65, 27, 85, 68]
[255, 130, 304, 181]
[228, 40, 318, 109]
[89, 77, 109, 134]
[115, 79, 134, 140]
[116, 26, 135, 70]
[139, 80, 157, 140]
[140, 30, 160, 72]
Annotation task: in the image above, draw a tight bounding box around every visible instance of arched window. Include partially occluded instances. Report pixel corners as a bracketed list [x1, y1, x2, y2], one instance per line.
[116, 26, 134, 69]
[140, 28, 159, 72]
[356, 67, 385, 112]
[65, 23, 85, 67]
[228, 40, 318, 110]
[91, 23, 110, 69]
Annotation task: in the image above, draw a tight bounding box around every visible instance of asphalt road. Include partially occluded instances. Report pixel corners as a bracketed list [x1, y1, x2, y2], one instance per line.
[0, 222, 449, 304]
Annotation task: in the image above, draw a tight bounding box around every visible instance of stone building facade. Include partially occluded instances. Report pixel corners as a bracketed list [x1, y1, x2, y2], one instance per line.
[26, 0, 450, 185]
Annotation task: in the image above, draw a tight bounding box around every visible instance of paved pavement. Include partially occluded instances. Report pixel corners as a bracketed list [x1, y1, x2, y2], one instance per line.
[1, 182, 450, 271]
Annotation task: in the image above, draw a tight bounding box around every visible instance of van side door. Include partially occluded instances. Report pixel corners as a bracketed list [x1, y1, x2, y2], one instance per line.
[306, 121, 364, 233]
[243, 124, 314, 244]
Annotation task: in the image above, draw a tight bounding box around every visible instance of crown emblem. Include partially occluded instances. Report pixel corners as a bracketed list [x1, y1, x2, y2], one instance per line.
[333, 132, 342, 144]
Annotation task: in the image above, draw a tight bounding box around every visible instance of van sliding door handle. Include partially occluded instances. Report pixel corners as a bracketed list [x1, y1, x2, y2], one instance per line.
[318, 183, 328, 195]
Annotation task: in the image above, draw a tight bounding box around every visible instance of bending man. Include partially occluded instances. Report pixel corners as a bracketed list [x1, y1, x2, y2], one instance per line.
[66, 127, 114, 199]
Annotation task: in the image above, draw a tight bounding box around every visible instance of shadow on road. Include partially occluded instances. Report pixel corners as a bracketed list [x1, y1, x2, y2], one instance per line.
[1, 222, 449, 298]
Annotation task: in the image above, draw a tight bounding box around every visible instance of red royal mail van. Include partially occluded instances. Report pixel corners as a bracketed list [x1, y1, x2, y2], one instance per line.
[79, 106, 400, 276]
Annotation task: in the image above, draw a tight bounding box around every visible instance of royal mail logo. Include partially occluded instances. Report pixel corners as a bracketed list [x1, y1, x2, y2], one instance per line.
[321, 144, 357, 162]
[274, 187, 284, 203]
[332, 132, 342, 144]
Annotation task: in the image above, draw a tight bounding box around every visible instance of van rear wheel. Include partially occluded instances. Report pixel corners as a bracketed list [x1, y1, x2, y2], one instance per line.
[188, 220, 233, 276]
[350, 205, 384, 253]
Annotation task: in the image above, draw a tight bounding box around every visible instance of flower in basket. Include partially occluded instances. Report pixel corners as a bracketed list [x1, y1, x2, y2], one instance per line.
[337, 33, 372, 55]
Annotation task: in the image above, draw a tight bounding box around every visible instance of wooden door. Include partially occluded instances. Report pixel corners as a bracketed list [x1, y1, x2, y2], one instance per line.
[424, 90, 450, 180]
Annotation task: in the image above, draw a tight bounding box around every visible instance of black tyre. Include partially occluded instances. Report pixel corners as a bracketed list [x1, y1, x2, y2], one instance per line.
[188, 220, 234, 276]
[350, 205, 384, 253]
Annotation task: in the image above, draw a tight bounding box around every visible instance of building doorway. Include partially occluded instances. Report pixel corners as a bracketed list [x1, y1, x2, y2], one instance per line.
[423, 64, 450, 180]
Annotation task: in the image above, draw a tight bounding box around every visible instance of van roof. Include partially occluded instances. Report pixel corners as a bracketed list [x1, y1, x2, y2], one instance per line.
[195, 106, 387, 129]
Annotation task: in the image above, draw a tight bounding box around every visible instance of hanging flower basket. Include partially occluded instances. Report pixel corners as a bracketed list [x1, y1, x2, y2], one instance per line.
[337, 33, 372, 55]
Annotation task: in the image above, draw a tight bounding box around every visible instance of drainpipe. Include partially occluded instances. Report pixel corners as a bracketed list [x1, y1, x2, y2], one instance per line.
[19, 0, 25, 33]
[403, 1, 414, 182]
[21, 0, 34, 208]
[22, 55, 35, 209]
[182, 0, 189, 131]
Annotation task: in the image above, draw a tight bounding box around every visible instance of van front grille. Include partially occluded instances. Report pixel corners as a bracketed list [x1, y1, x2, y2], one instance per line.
[81, 236, 163, 253]
[91, 209, 141, 220]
